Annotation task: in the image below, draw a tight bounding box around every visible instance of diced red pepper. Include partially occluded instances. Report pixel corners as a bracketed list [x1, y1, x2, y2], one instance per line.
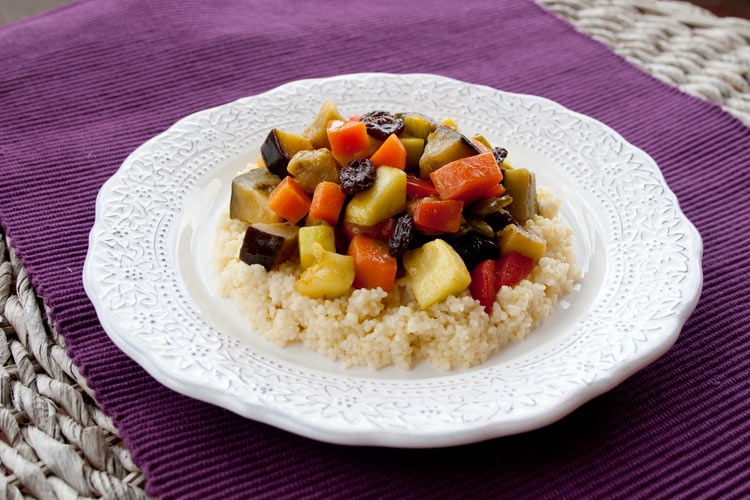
[406, 174, 440, 200]
[412, 199, 463, 234]
[342, 218, 397, 241]
[495, 251, 534, 288]
[347, 235, 397, 292]
[429, 152, 503, 203]
[470, 259, 497, 314]
[326, 120, 369, 159]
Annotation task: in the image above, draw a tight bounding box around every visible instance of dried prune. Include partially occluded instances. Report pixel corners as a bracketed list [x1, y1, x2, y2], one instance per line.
[447, 233, 500, 270]
[340, 158, 376, 195]
[492, 147, 508, 166]
[484, 209, 516, 232]
[388, 214, 415, 257]
[360, 111, 405, 140]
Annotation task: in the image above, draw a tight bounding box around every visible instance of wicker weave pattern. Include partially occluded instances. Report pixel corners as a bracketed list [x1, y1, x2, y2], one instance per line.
[0, 0, 748, 498]
[0, 233, 148, 499]
[539, 0, 750, 124]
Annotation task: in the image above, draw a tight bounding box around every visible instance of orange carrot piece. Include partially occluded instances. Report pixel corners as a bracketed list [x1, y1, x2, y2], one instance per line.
[484, 183, 506, 197]
[347, 235, 397, 292]
[470, 138, 492, 153]
[369, 134, 407, 170]
[309, 181, 346, 225]
[326, 120, 369, 159]
[429, 152, 503, 203]
[267, 176, 311, 224]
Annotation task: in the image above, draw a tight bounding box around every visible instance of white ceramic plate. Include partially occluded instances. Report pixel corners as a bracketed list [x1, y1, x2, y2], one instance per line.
[83, 73, 702, 447]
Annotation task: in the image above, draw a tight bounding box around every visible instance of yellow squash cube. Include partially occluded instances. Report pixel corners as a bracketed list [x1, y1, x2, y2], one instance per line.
[298, 225, 336, 269]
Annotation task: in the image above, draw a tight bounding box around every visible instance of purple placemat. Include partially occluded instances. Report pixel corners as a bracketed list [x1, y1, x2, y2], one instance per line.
[1, 0, 749, 498]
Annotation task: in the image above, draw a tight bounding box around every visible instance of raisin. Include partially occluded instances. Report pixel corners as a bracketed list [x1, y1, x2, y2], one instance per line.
[388, 214, 415, 257]
[493, 147, 508, 166]
[447, 233, 500, 270]
[360, 111, 405, 140]
[340, 159, 376, 195]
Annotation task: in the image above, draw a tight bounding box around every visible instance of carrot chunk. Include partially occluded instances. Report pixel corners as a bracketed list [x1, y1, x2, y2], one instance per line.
[484, 183, 506, 197]
[412, 199, 463, 234]
[267, 176, 311, 224]
[327, 120, 369, 159]
[370, 134, 407, 170]
[347, 235, 397, 292]
[470, 137, 492, 153]
[309, 181, 346, 225]
[429, 152, 503, 203]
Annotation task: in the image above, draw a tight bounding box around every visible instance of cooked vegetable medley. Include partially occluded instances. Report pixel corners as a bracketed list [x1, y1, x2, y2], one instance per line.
[227, 100, 553, 312]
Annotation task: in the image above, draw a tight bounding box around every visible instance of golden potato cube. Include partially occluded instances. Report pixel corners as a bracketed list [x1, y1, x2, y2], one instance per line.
[403, 239, 471, 310]
[344, 166, 406, 226]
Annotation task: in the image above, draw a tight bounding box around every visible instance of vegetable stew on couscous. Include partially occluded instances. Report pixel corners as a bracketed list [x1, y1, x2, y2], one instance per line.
[212, 100, 580, 370]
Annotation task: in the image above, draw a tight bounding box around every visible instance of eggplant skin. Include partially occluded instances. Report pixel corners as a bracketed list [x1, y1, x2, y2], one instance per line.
[261, 130, 289, 179]
[239, 226, 283, 270]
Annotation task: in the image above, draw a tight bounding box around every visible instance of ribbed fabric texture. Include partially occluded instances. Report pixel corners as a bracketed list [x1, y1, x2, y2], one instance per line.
[1, 0, 748, 498]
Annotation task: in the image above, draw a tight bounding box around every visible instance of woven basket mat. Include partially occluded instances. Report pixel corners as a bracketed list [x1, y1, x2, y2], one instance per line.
[1, 0, 748, 498]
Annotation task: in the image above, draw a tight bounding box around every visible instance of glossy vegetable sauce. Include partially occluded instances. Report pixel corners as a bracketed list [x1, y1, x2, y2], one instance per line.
[212, 100, 579, 370]
[229, 101, 550, 311]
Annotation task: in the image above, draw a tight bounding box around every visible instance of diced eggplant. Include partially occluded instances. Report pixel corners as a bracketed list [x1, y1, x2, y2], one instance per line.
[503, 168, 538, 223]
[418, 127, 481, 178]
[261, 129, 313, 178]
[230, 170, 283, 224]
[238, 223, 300, 270]
[303, 100, 344, 149]
[396, 112, 437, 139]
[287, 149, 340, 194]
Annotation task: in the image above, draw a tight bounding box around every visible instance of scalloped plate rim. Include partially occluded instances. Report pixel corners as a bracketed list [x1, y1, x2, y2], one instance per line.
[83, 72, 703, 447]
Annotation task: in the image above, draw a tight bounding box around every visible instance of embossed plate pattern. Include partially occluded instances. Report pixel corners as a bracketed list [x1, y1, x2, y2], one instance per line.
[83, 74, 702, 447]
